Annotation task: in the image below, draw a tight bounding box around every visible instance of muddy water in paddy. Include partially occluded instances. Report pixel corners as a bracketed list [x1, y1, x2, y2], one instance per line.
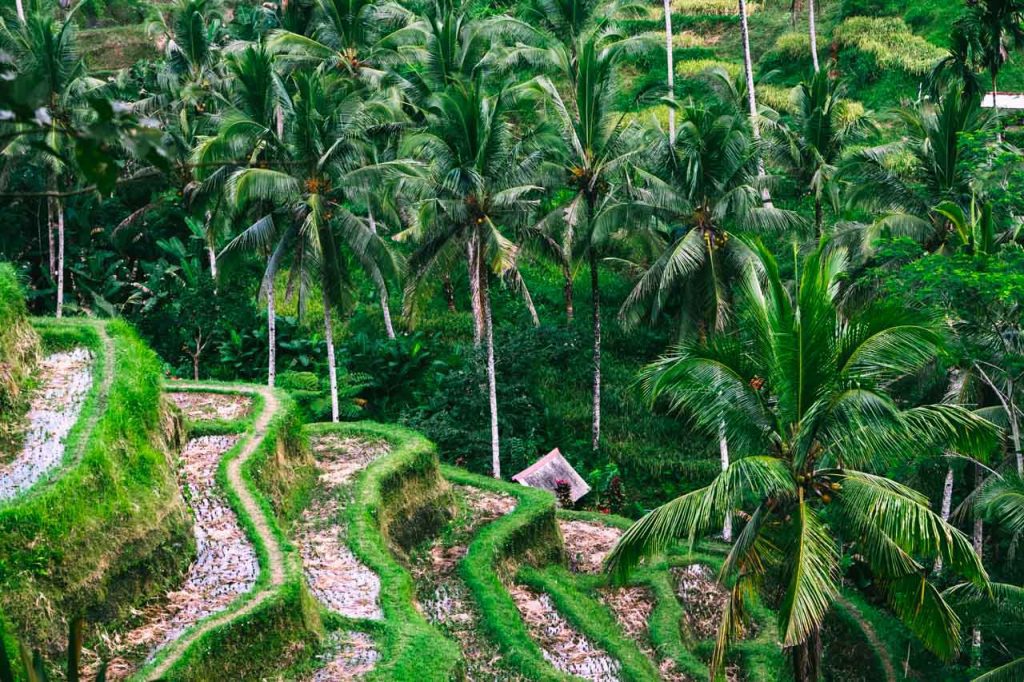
[0, 348, 93, 500]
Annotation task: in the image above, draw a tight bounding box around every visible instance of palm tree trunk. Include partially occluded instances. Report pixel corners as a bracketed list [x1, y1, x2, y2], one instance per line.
[663, 0, 676, 143]
[814, 197, 823, 236]
[792, 624, 823, 682]
[55, 199, 65, 319]
[739, 0, 773, 208]
[719, 422, 732, 542]
[323, 289, 340, 422]
[1009, 379, 1022, 476]
[934, 464, 954, 573]
[47, 191, 57, 278]
[468, 235, 483, 346]
[808, 0, 820, 73]
[590, 250, 602, 453]
[14, 0, 25, 22]
[972, 461, 984, 668]
[207, 245, 217, 280]
[481, 264, 501, 479]
[443, 275, 457, 312]
[992, 74, 1002, 143]
[263, 229, 293, 388]
[563, 262, 575, 323]
[367, 209, 396, 340]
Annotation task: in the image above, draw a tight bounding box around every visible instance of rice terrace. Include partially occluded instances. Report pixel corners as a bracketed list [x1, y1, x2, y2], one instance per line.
[0, 0, 1023, 680]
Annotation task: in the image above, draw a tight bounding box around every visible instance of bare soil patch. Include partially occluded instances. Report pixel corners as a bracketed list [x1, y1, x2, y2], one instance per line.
[559, 519, 622, 574]
[167, 391, 253, 422]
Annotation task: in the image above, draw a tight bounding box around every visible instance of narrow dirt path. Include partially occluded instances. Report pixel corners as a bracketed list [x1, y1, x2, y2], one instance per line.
[836, 595, 897, 682]
[143, 383, 283, 681]
[0, 322, 113, 500]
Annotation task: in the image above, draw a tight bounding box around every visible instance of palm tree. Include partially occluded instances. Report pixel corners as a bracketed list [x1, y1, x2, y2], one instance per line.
[737, 0, 772, 206]
[808, 0, 820, 72]
[536, 30, 645, 453]
[402, 78, 543, 478]
[842, 88, 994, 253]
[607, 242, 996, 681]
[929, 21, 986, 102]
[963, 0, 1024, 136]
[267, 0, 417, 87]
[0, 6, 103, 317]
[220, 69, 399, 416]
[620, 102, 803, 334]
[765, 71, 875, 235]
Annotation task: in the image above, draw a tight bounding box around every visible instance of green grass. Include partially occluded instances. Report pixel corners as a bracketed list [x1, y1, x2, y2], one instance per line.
[0, 319, 193, 660]
[304, 421, 463, 681]
[78, 24, 156, 72]
[0, 264, 39, 450]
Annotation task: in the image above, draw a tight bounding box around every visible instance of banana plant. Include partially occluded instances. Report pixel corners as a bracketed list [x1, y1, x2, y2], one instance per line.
[934, 194, 1000, 255]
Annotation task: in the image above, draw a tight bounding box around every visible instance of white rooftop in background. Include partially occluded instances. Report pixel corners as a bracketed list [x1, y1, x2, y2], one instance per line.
[982, 92, 1024, 109]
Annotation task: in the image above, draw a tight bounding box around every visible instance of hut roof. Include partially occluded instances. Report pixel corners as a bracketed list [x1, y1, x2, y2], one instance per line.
[511, 449, 591, 503]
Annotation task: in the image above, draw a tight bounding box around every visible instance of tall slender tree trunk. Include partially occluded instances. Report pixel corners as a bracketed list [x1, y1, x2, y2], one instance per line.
[1009, 379, 1022, 476]
[323, 288, 340, 422]
[590, 250, 602, 453]
[47, 190, 57, 278]
[792, 624, 822, 682]
[663, 0, 676, 143]
[972, 462, 984, 668]
[263, 228, 293, 388]
[55, 199, 64, 318]
[443, 275, 457, 312]
[468, 235, 483, 346]
[992, 74, 1002, 143]
[808, 0, 820, 73]
[814, 197, 823, 236]
[267, 282, 277, 387]
[207, 245, 218, 280]
[14, 0, 25, 22]
[562, 262, 574, 323]
[739, 0, 773, 208]
[480, 263, 501, 479]
[934, 464, 954, 573]
[719, 422, 732, 542]
[367, 209, 396, 340]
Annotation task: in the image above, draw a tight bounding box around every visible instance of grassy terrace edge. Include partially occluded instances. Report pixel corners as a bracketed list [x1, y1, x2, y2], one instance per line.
[136, 382, 321, 682]
[0, 318, 191, 657]
[304, 420, 463, 681]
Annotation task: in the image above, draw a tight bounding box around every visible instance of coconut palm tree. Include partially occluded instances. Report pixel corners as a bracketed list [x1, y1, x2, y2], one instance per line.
[219, 68, 400, 416]
[765, 71, 875, 235]
[929, 22, 987, 103]
[963, 0, 1024, 136]
[0, 6, 103, 318]
[535, 30, 647, 453]
[267, 0, 418, 87]
[402, 78, 543, 478]
[607, 241, 996, 681]
[619, 102, 804, 334]
[841, 87, 994, 253]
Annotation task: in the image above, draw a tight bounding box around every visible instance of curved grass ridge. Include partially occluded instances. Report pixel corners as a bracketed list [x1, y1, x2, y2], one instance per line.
[442, 466, 572, 681]
[138, 382, 320, 681]
[304, 421, 463, 681]
[0, 319, 191, 650]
